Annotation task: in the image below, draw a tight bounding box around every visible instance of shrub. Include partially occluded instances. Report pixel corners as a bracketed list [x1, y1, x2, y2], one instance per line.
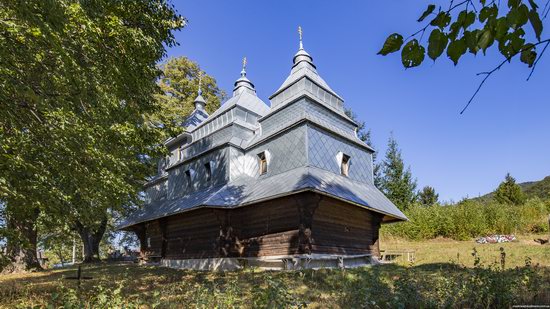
[382, 198, 550, 240]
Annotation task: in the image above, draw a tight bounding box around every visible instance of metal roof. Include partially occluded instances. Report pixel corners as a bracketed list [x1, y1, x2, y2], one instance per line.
[118, 166, 407, 229]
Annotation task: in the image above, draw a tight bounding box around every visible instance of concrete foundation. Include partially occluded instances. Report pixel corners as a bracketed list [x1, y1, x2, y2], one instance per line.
[160, 254, 376, 271]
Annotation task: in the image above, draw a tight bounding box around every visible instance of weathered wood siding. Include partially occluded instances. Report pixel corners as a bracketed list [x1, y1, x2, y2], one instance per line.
[311, 197, 383, 256]
[139, 192, 383, 259]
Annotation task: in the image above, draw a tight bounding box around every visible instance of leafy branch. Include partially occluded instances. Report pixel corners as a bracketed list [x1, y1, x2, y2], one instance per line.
[378, 0, 548, 113]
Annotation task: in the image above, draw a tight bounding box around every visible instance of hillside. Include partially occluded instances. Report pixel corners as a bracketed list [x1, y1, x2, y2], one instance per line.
[474, 175, 550, 202]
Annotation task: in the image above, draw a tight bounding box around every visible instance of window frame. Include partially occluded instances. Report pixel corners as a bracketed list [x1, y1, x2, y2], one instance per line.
[258, 152, 268, 175]
[185, 169, 192, 188]
[204, 162, 212, 182]
[341, 154, 351, 177]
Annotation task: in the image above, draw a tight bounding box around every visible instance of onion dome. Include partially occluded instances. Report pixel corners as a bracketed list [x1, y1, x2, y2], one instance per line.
[233, 57, 256, 96]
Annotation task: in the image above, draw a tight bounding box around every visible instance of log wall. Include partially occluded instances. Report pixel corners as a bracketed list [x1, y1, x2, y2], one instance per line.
[138, 192, 383, 260]
[311, 197, 383, 256]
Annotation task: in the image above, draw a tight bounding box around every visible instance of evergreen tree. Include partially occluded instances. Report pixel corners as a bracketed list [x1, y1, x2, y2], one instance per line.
[379, 135, 417, 211]
[494, 173, 526, 205]
[418, 186, 439, 206]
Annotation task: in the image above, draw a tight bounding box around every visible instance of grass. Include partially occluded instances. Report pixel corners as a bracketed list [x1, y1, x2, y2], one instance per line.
[1, 235, 549, 308]
[380, 233, 550, 268]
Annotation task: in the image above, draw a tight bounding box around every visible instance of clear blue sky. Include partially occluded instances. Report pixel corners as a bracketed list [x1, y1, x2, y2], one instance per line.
[166, 0, 550, 202]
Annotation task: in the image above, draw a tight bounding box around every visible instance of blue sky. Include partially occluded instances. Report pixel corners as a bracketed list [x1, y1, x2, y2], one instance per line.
[166, 0, 550, 202]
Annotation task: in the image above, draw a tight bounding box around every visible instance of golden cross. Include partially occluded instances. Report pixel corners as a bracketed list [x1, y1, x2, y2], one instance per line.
[242, 57, 247, 71]
[298, 26, 303, 42]
[198, 71, 203, 91]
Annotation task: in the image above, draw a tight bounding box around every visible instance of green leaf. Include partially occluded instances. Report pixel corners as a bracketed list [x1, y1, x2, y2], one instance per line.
[428, 29, 448, 60]
[447, 38, 467, 65]
[510, 28, 526, 52]
[430, 12, 451, 29]
[494, 17, 509, 41]
[463, 11, 476, 29]
[479, 5, 498, 23]
[520, 44, 537, 67]
[507, 4, 529, 29]
[401, 39, 426, 68]
[499, 36, 514, 58]
[528, 9, 543, 41]
[464, 30, 481, 54]
[478, 29, 495, 54]
[508, 0, 520, 8]
[378, 33, 404, 55]
[418, 4, 436, 22]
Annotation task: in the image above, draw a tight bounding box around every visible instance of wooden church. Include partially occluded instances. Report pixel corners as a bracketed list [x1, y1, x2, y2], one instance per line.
[118, 28, 407, 270]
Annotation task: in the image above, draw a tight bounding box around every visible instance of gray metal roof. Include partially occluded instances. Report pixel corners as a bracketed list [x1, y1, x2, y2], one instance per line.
[189, 82, 270, 134]
[118, 166, 407, 229]
[271, 57, 342, 101]
[182, 108, 209, 132]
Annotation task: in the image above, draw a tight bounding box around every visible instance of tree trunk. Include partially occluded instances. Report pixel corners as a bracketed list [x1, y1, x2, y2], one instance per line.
[3, 207, 42, 274]
[74, 216, 107, 263]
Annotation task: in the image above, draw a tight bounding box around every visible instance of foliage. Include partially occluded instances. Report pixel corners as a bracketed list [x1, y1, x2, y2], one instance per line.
[522, 175, 550, 199]
[379, 135, 418, 210]
[154, 56, 225, 136]
[0, 255, 548, 308]
[379, 0, 549, 113]
[418, 186, 440, 206]
[0, 0, 184, 267]
[383, 197, 550, 240]
[495, 173, 527, 205]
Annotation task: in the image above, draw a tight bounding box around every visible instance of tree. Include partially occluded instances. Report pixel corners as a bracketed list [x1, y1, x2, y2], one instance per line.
[378, 0, 548, 113]
[0, 0, 184, 271]
[379, 135, 418, 211]
[418, 186, 439, 206]
[154, 56, 225, 135]
[494, 173, 526, 205]
[344, 108, 383, 187]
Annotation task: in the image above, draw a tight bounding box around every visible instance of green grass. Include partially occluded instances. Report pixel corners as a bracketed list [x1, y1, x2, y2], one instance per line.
[1, 235, 549, 308]
[381, 234, 550, 268]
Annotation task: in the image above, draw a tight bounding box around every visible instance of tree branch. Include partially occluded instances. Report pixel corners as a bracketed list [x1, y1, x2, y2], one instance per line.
[406, 0, 473, 43]
[527, 40, 550, 81]
[460, 38, 550, 114]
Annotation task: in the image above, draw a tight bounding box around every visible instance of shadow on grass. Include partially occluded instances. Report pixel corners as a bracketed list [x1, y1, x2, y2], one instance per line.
[1, 261, 549, 308]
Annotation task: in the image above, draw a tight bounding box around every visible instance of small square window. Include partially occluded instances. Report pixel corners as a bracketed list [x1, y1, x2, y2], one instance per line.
[258, 152, 268, 175]
[185, 170, 192, 188]
[205, 162, 212, 182]
[341, 154, 350, 177]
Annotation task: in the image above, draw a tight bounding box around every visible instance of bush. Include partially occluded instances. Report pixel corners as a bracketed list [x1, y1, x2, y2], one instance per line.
[382, 198, 550, 240]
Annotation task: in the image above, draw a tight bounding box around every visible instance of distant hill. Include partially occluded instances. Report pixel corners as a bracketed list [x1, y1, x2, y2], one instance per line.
[473, 176, 550, 202]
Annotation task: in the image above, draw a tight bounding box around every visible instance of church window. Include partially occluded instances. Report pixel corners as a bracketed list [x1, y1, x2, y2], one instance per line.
[258, 152, 268, 175]
[205, 162, 212, 182]
[341, 154, 351, 177]
[185, 169, 192, 188]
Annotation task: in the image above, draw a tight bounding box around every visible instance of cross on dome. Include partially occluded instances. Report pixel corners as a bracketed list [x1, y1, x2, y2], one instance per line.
[241, 57, 247, 76]
[298, 26, 303, 49]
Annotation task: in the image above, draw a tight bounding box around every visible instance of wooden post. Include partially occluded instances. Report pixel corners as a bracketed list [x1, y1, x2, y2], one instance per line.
[295, 193, 321, 255]
[159, 218, 168, 259]
[215, 210, 237, 257]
